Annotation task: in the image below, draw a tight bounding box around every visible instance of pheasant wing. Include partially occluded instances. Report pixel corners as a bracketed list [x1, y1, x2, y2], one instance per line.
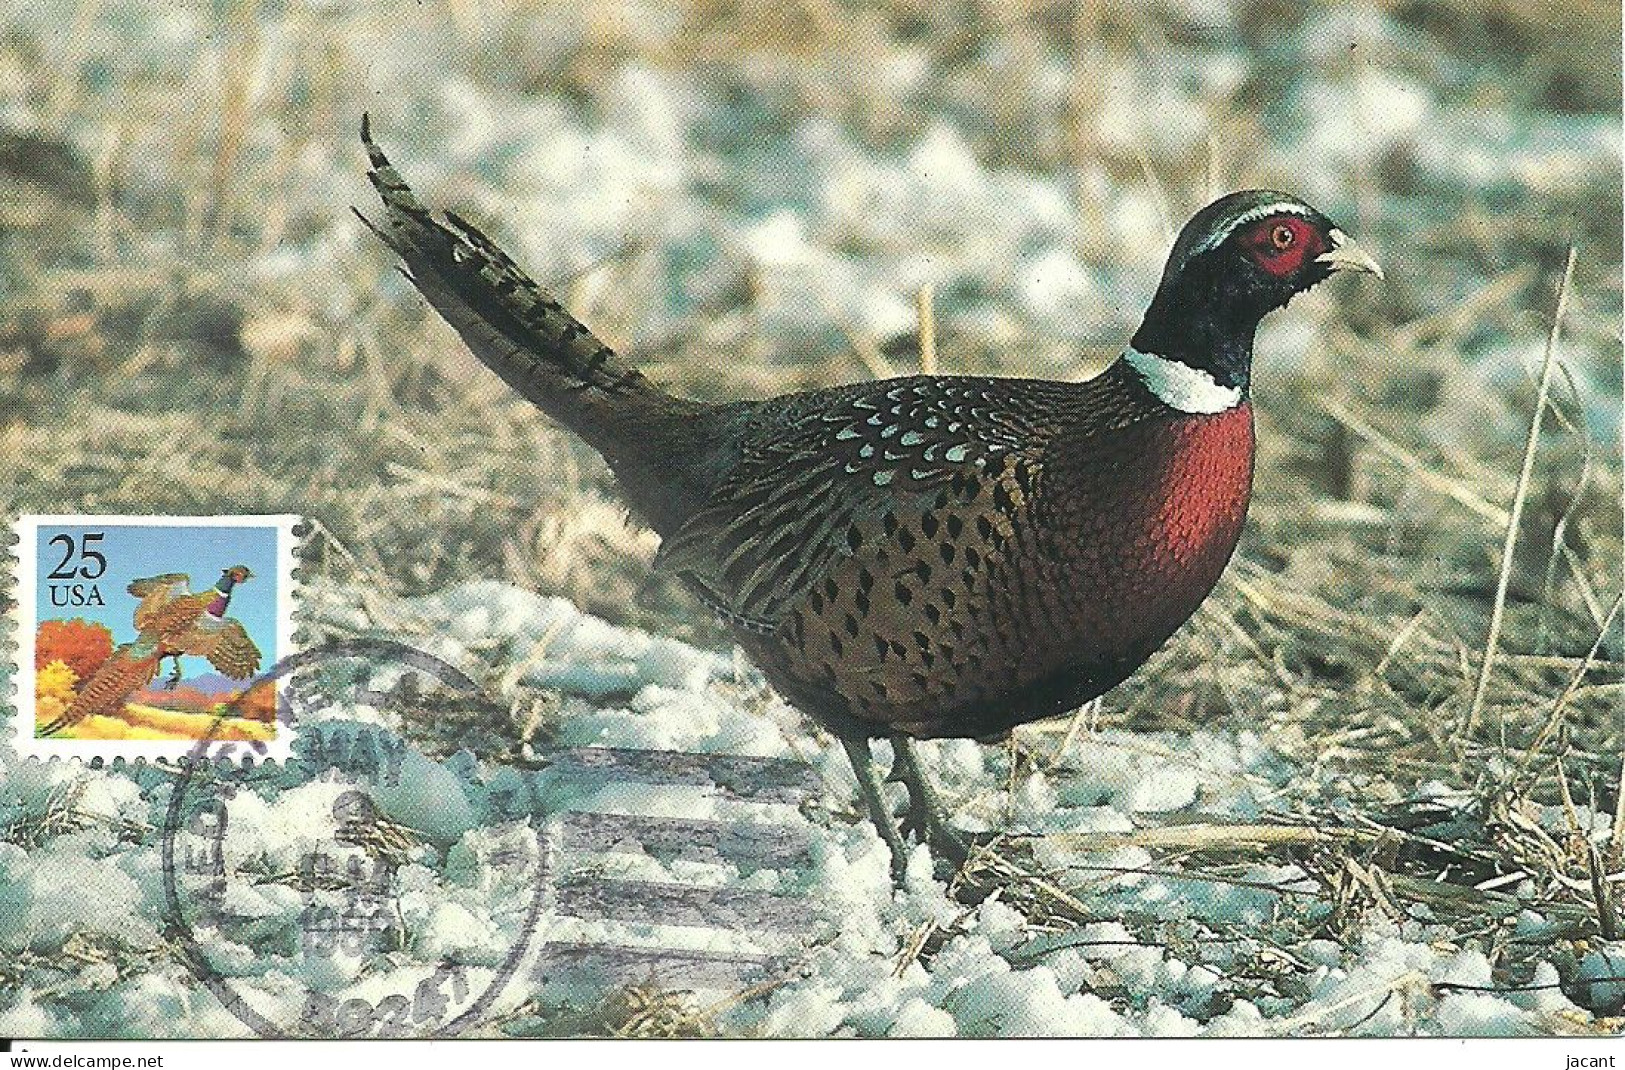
[42, 640, 162, 735]
[191, 620, 262, 680]
[128, 573, 191, 632]
[658, 376, 1068, 630]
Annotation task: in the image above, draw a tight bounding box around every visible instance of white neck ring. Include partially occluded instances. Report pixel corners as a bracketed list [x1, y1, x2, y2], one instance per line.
[1123, 347, 1243, 414]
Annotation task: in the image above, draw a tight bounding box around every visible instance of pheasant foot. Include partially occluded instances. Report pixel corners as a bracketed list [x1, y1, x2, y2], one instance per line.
[889, 735, 971, 869]
[840, 735, 910, 882]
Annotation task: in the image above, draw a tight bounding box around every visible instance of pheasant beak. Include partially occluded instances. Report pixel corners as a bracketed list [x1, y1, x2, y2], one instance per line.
[1316, 229, 1385, 280]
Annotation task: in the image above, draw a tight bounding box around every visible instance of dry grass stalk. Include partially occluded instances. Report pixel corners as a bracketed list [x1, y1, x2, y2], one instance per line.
[1520, 592, 1624, 772]
[1134, 146, 1175, 246]
[1320, 397, 1508, 527]
[1610, 747, 1625, 869]
[830, 312, 898, 382]
[1465, 246, 1578, 739]
[1044, 695, 1102, 769]
[916, 283, 937, 375]
[1270, 970, 1426, 1036]
[42, 0, 103, 121]
[1043, 821, 1365, 851]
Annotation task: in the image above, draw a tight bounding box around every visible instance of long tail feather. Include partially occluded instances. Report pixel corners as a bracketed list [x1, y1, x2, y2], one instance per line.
[40, 645, 162, 736]
[357, 116, 690, 450]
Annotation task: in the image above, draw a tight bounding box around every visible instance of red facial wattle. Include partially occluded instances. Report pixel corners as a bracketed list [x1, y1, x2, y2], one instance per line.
[1236, 215, 1327, 278]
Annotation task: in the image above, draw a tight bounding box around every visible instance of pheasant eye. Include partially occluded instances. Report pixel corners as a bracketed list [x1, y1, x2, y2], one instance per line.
[1270, 224, 1296, 250]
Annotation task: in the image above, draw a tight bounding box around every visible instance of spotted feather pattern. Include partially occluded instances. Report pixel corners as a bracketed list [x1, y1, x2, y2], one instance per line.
[758, 396, 1255, 739]
[662, 364, 1174, 614]
[658, 374, 1081, 627]
[656, 359, 1252, 739]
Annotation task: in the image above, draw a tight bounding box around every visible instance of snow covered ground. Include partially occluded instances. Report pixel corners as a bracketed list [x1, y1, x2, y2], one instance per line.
[1, 581, 1618, 1038]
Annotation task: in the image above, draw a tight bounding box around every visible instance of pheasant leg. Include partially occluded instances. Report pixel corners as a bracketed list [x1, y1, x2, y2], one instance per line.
[840, 735, 910, 881]
[162, 656, 184, 689]
[889, 736, 971, 867]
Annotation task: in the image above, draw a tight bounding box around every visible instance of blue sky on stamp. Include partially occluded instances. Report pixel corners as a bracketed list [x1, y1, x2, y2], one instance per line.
[34, 522, 283, 680]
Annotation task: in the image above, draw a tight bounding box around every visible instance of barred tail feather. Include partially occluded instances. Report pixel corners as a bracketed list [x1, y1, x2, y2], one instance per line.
[40, 645, 162, 736]
[357, 115, 686, 447]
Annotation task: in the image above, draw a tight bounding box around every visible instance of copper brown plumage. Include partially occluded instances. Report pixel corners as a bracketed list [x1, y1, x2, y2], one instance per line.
[40, 566, 262, 736]
[359, 121, 1382, 878]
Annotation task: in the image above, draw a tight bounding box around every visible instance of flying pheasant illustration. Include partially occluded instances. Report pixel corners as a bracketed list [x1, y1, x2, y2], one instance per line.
[39, 566, 261, 737]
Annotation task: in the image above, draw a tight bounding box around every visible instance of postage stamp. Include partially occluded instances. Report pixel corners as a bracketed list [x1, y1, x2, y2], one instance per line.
[12, 515, 299, 761]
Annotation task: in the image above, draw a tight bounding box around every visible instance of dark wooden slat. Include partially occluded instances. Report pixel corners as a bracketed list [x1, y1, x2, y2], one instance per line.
[555, 877, 819, 933]
[543, 747, 821, 804]
[560, 811, 812, 869]
[533, 942, 787, 989]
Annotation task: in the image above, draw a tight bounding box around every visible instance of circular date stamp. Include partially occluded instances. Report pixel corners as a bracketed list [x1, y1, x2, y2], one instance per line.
[160, 638, 551, 1039]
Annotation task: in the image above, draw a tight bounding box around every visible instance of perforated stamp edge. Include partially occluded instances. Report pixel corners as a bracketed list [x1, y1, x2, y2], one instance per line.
[8, 513, 302, 765]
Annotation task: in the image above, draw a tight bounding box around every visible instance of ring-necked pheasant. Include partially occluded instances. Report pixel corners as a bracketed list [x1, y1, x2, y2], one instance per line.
[358, 118, 1382, 878]
[39, 566, 261, 736]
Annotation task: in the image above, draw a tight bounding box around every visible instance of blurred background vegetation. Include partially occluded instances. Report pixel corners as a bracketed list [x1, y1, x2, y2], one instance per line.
[0, 0, 1620, 913]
